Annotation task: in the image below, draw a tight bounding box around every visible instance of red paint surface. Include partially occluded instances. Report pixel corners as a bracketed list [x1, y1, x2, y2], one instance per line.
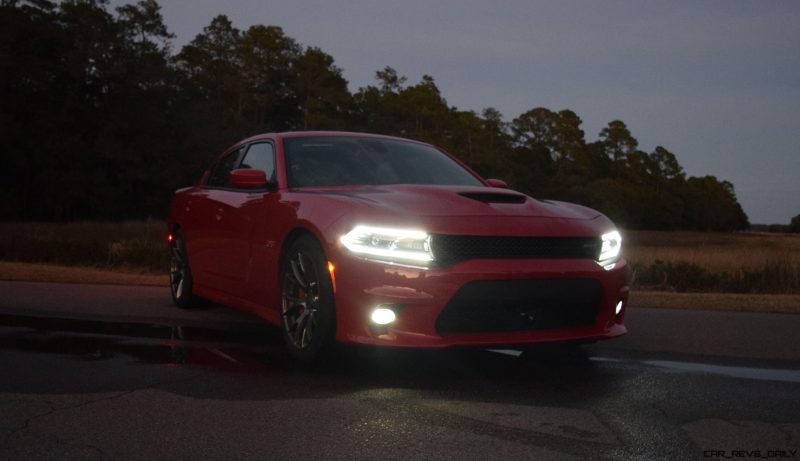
[169, 132, 628, 347]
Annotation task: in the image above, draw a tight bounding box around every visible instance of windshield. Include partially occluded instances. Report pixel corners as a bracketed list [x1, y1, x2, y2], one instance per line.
[283, 136, 483, 188]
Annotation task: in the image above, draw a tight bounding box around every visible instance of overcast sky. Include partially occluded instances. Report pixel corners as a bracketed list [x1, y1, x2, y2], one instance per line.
[117, 0, 800, 224]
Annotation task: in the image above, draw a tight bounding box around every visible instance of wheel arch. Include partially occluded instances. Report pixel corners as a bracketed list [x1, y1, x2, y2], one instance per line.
[278, 226, 327, 297]
[281, 227, 321, 261]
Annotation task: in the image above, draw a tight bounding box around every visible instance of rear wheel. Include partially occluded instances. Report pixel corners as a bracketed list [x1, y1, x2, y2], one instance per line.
[169, 229, 195, 308]
[280, 235, 336, 363]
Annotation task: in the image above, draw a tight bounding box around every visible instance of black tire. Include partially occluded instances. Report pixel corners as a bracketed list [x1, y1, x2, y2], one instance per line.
[169, 229, 195, 309]
[279, 235, 337, 363]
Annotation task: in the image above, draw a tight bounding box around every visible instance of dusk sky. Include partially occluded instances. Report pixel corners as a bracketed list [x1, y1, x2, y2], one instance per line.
[117, 0, 799, 224]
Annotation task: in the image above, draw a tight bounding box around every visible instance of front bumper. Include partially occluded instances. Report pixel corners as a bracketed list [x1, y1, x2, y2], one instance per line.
[332, 253, 630, 348]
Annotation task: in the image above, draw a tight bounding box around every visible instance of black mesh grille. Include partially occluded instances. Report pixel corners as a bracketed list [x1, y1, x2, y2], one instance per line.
[430, 235, 600, 265]
[435, 279, 602, 334]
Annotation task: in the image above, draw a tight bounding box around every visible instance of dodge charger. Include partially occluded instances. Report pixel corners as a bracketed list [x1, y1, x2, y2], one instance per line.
[167, 131, 629, 361]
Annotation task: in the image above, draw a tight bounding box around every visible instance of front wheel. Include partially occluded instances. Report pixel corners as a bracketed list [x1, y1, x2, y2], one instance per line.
[280, 235, 337, 363]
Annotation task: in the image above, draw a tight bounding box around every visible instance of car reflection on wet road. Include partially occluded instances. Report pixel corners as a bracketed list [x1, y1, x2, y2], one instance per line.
[1, 315, 798, 460]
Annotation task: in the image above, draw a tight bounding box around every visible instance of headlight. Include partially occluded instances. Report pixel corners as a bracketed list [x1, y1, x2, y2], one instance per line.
[340, 225, 434, 266]
[598, 230, 622, 266]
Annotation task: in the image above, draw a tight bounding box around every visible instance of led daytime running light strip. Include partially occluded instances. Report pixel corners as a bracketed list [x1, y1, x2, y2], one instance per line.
[340, 225, 434, 263]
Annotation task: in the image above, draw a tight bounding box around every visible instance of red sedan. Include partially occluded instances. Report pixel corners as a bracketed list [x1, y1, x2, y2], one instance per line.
[168, 131, 629, 361]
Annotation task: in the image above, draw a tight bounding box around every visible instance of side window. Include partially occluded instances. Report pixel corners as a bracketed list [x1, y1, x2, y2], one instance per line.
[239, 142, 276, 182]
[206, 147, 244, 188]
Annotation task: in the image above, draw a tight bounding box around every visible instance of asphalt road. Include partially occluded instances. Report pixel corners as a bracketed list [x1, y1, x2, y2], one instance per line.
[0, 281, 798, 460]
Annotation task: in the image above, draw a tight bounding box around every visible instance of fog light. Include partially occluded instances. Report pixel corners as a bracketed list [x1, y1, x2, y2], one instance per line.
[615, 301, 624, 315]
[370, 307, 396, 325]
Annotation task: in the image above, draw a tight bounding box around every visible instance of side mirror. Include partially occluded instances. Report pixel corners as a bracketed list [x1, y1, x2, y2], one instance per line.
[485, 178, 508, 188]
[229, 168, 269, 189]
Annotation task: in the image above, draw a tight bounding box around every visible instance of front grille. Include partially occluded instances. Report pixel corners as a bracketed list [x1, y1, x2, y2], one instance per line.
[430, 235, 600, 265]
[435, 279, 602, 335]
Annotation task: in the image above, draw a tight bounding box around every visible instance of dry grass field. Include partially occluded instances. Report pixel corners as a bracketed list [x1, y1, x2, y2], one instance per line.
[0, 220, 168, 270]
[624, 230, 800, 273]
[0, 221, 798, 296]
[624, 230, 800, 293]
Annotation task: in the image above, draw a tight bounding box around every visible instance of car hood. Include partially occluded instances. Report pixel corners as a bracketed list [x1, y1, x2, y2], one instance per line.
[297, 184, 600, 220]
[292, 184, 611, 238]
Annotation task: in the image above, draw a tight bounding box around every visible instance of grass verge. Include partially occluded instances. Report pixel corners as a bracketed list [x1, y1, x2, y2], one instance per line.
[629, 290, 800, 315]
[0, 261, 166, 287]
[1, 261, 797, 314]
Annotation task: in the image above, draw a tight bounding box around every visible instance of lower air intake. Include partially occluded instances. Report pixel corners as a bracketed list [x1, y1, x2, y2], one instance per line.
[435, 279, 602, 334]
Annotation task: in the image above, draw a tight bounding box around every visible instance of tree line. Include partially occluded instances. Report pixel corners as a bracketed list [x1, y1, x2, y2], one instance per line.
[0, 0, 750, 230]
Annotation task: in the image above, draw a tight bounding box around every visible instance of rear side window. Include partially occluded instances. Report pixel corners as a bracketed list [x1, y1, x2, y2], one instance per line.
[206, 148, 244, 188]
[240, 142, 276, 181]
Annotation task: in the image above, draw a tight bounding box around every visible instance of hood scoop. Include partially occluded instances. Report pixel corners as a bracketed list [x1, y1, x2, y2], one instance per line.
[458, 192, 527, 204]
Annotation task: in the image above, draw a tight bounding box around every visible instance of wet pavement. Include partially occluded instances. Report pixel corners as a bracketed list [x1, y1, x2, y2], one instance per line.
[0, 281, 799, 460]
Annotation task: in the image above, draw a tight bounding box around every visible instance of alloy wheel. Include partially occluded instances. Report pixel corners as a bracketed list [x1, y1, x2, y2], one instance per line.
[281, 250, 320, 350]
